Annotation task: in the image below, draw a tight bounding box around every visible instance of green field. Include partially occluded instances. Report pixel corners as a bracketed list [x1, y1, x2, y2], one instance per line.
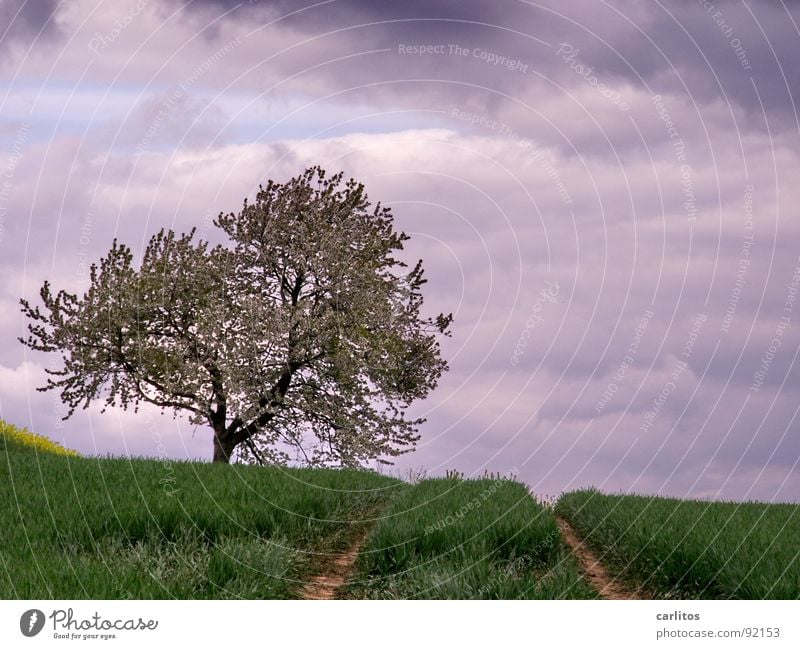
[0, 450, 399, 599]
[556, 489, 800, 599]
[3, 420, 798, 599]
[343, 478, 597, 599]
[0, 436, 595, 600]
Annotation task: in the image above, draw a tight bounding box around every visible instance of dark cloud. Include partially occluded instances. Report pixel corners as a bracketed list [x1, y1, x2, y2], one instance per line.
[179, 0, 800, 126]
[186, 0, 509, 24]
[0, 0, 60, 53]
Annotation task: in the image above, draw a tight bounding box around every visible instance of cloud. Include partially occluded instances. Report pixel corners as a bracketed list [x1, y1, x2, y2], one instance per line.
[0, 0, 61, 57]
[5, 123, 799, 498]
[1, 0, 798, 501]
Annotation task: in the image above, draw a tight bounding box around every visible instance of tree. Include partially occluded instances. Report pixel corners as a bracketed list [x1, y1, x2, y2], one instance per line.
[19, 167, 452, 466]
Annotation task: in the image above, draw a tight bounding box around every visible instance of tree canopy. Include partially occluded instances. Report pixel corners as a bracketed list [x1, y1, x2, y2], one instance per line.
[20, 167, 452, 466]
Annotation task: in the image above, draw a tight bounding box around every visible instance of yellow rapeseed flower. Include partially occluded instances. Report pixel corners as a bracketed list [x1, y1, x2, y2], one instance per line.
[0, 419, 79, 457]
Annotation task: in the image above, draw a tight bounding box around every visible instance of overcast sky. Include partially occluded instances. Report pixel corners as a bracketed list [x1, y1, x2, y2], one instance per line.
[1, 0, 799, 502]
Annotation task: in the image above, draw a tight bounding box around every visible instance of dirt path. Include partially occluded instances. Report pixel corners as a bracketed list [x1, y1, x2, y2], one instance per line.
[556, 516, 648, 600]
[299, 529, 369, 600]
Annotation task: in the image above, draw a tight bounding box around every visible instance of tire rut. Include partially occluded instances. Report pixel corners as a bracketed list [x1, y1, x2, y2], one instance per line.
[299, 529, 370, 600]
[556, 516, 650, 600]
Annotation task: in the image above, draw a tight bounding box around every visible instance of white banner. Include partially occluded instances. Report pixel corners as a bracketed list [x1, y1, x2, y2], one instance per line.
[1, 600, 797, 648]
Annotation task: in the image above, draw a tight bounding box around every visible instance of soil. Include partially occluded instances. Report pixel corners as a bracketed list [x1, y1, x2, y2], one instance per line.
[556, 516, 650, 600]
[301, 513, 651, 600]
[300, 529, 368, 600]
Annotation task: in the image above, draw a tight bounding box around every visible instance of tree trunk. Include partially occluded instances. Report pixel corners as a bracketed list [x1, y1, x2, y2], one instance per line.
[212, 431, 236, 463]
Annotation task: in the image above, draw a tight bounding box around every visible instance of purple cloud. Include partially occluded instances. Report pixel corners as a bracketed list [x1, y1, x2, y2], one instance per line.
[1, 0, 798, 502]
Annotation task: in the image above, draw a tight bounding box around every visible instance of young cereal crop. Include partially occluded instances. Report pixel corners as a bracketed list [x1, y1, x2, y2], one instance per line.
[556, 489, 800, 599]
[344, 478, 597, 599]
[0, 448, 400, 599]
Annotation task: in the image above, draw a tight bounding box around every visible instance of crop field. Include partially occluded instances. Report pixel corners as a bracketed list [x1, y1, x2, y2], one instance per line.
[5, 420, 797, 600]
[0, 449, 400, 599]
[344, 478, 597, 599]
[556, 489, 800, 599]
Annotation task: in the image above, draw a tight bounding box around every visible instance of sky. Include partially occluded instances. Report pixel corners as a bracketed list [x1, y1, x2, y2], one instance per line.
[1, 0, 798, 502]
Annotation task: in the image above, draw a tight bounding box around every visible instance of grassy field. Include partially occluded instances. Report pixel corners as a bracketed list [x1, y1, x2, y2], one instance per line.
[0, 449, 400, 599]
[5, 418, 797, 600]
[556, 489, 800, 599]
[343, 478, 597, 599]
